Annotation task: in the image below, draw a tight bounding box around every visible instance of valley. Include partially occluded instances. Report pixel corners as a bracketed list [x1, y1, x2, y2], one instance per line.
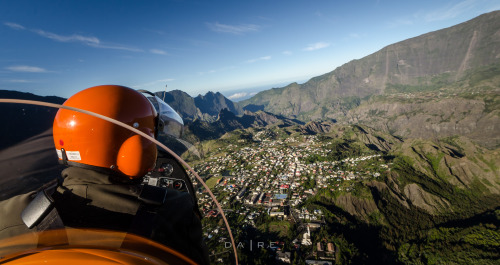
[191, 124, 500, 264]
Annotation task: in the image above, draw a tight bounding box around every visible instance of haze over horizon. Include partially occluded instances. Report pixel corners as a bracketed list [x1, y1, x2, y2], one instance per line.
[1, 0, 499, 100]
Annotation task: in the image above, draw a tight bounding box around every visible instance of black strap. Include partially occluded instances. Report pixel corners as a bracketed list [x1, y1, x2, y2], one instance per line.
[138, 184, 168, 206]
[61, 148, 69, 165]
[21, 189, 56, 229]
[21, 181, 67, 247]
[127, 185, 168, 238]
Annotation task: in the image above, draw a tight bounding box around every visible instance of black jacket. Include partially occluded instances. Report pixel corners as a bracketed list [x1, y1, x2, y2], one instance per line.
[0, 166, 208, 265]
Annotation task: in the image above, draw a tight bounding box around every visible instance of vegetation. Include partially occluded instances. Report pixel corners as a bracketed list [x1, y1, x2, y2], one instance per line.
[198, 117, 500, 264]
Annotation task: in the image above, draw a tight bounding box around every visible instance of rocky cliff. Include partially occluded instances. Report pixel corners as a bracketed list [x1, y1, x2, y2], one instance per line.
[240, 11, 500, 148]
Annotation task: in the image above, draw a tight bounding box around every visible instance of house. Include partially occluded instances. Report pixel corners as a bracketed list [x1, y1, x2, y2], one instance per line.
[317, 242, 323, 252]
[276, 251, 291, 263]
[305, 260, 332, 265]
[301, 226, 312, 246]
[307, 222, 321, 230]
[327, 243, 335, 253]
[270, 210, 285, 217]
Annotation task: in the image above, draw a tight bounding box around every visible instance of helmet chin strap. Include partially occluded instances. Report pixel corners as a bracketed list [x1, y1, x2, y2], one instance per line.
[61, 148, 69, 165]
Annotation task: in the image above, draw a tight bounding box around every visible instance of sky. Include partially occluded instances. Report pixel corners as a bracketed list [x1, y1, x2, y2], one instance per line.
[1, 0, 499, 100]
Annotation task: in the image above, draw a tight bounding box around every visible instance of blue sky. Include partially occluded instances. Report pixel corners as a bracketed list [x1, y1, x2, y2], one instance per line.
[1, 0, 499, 100]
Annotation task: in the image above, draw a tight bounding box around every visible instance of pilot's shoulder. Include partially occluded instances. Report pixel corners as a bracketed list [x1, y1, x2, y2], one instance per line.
[0, 192, 36, 240]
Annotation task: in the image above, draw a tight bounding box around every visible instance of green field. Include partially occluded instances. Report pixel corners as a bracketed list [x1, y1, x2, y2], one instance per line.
[205, 176, 223, 190]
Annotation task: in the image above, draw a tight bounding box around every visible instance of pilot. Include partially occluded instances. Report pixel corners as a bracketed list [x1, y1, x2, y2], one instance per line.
[0, 85, 208, 264]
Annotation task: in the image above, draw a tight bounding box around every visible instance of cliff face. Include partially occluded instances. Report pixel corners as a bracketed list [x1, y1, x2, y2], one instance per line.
[195, 91, 244, 116]
[240, 12, 500, 148]
[375, 136, 499, 217]
[156, 90, 244, 122]
[185, 109, 302, 141]
[295, 122, 500, 222]
[157, 90, 199, 120]
[344, 88, 500, 148]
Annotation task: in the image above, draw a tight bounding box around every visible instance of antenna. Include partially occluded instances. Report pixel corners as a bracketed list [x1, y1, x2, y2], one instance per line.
[163, 84, 167, 101]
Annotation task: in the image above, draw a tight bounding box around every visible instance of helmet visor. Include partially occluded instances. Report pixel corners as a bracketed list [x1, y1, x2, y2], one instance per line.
[139, 91, 199, 159]
[140, 91, 184, 139]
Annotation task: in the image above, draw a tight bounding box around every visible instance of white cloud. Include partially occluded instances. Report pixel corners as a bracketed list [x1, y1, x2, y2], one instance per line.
[4, 22, 25, 30]
[198, 66, 236, 75]
[4, 22, 142, 52]
[282, 50, 292, 56]
[32, 29, 100, 45]
[342, 33, 362, 41]
[206, 22, 260, 35]
[246, 56, 271, 63]
[6, 79, 32, 83]
[150, 49, 167, 55]
[387, 18, 415, 28]
[303, 42, 331, 51]
[199, 69, 217, 75]
[424, 0, 479, 22]
[88, 43, 143, 52]
[145, 29, 166, 35]
[228, 92, 248, 100]
[34, 29, 142, 51]
[6, 65, 48, 73]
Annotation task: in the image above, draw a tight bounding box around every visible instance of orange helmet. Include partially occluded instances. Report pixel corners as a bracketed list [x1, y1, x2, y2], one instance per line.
[53, 85, 158, 179]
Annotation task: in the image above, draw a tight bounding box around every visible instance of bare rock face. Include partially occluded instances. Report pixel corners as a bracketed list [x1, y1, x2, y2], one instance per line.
[240, 12, 500, 148]
[350, 126, 402, 152]
[157, 90, 244, 121]
[368, 179, 410, 209]
[337, 135, 500, 219]
[403, 183, 451, 214]
[335, 194, 378, 222]
[345, 96, 500, 148]
[398, 137, 500, 194]
[301, 121, 335, 134]
[195, 91, 244, 116]
[249, 111, 281, 125]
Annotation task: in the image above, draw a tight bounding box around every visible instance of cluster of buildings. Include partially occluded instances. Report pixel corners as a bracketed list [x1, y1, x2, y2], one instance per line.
[194, 132, 389, 263]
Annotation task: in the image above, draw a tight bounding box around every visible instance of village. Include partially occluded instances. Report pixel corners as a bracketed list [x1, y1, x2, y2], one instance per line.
[193, 134, 389, 264]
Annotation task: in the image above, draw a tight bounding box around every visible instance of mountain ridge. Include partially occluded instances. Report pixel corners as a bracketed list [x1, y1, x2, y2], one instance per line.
[0, 90, 66, 149]
[240, 11, 500, 148]
[156, 90, 243, 122]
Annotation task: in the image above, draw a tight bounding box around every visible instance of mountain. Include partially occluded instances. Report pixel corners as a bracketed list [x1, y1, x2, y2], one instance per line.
[0, 88, 246, 150]
[156, 90, 243, 122]
[0, 90, 66, 149]
[194, 91, 244, 116]
[313, 132, 500, 263]
[156, 90, 200, 120]
[184, 109, 303, 142]
[240, 11, 500, 148]
[201, 122, 500, 263]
